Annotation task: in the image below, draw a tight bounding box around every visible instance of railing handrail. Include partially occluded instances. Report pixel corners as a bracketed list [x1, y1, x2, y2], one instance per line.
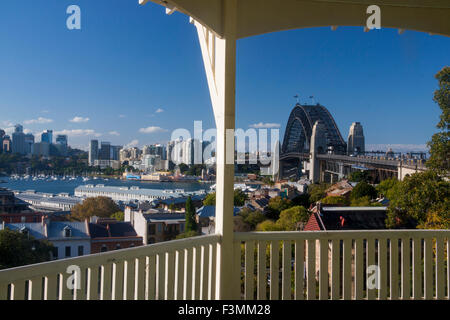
[234, 230, 450, 241]
[0, 234, 221, 283]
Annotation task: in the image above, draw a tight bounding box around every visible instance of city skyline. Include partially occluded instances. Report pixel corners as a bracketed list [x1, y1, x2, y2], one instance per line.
[1, 1, 449, 152]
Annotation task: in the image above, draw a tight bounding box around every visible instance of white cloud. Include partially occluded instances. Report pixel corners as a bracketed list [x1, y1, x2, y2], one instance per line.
[69, 116, 90, 123]
[2, 120, 14, 127]
[109, 131, 120, 136]
[4, 127, 14, 135]
[366, 144, 428, 152]
[24, 117, 53, 125]
[155, 108, 164, 113]
[41, 110, 50, 114]
[139, 126, 167, 134]
[55, 129, 101, 138]
[125, 139, 139, 148]
[119, 114, 126, 118]
[249, 122, 281, 129]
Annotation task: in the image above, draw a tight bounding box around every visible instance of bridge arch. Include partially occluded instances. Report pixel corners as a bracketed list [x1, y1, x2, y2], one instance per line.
[282, 104, 347, 155]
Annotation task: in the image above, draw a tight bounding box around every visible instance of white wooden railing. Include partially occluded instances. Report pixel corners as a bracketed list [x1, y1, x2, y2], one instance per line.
[0, 234, 220, 300]
[233, 230, 450, 300]
[1, 230, 449, 300]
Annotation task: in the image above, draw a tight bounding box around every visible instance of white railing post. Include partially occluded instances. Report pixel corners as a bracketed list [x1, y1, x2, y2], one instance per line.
[194, 0, 238, 300]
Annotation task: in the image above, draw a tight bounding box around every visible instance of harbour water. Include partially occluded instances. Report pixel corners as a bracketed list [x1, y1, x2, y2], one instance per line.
[1, 177, 212, 195]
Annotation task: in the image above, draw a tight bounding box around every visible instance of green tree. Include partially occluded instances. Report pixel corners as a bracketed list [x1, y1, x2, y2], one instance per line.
[350, 196, 382, 207]
[351, 181, 377, 200]
[349, 171, 371, 183]
[202, 190, 248, 207]
[376, 178, 400, 199]
[238, 207, 267, 230]
[110, 211, 124, 221]
[277, 206, 309, 230]
[176, 230, 199, 239]
[233, 189, 248, 206]
[70, 196, 120, 221]
[266, 196, 293, 220]
[427, 66, 450, 173]
[308, 183, 330, 203]
[321, 195, 349, 206]
[0, 229, 54, 269]
[386, 171, 450, 228]
[256, 220, 283, 232]
[203, 192, 216, 206]
[184, 196, 198, 232]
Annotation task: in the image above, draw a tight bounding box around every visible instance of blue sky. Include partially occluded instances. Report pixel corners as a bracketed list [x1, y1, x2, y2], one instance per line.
[0, 0, 448, 151]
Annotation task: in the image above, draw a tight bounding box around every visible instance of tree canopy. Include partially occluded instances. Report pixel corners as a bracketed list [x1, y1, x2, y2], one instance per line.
[351, 181, 377, 200]
[0, 229, 53, 269]
[386, 170, 449, 228]
[202, 189, 248, 207]
[237, 208, 266, 230]
[265, 196, 293, 220]
[71, 196, 120, 221]
[307, 183, 330, 204]
[427, 66, 449, 173]
[256, 205, 310, 231]
[321, 195, 349, 206]
[184, 196, 198, 233]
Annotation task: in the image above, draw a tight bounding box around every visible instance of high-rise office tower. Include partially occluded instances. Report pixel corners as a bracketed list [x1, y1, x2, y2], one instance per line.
[12, 124, 26, 155]
[56, 135, 68, 156]
[89, 140, 99, 165]
[24, 133, 35, 154]
[41, 130, 53, 144]
[99, 142, 111, 160]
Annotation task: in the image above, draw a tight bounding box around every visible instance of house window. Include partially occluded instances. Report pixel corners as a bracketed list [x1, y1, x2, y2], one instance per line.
[148, 224, 156, 235]
[64, 227, 72, 238]
[65, 246, 71, 257]
[52, 247, 59, 259]
[180, 223, 184, 232]
[21, 216, 26, 223]
[78, 246, 84, 256]
[116, 244, 121, 250]
[157, 223, 162, 233]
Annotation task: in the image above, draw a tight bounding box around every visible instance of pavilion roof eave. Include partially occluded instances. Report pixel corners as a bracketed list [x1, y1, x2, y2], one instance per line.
[142, 0, 450, 38]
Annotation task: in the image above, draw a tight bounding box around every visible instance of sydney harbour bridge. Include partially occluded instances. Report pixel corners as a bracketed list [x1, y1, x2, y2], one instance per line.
[278, 103, 426, 183]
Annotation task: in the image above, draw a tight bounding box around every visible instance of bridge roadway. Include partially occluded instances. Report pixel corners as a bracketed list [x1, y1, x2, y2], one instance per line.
[279, 152, 427, 182]
[280, 152, 426, 169]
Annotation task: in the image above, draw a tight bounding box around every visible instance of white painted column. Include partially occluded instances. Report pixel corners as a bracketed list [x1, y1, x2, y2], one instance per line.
[193, 0, 238, 299]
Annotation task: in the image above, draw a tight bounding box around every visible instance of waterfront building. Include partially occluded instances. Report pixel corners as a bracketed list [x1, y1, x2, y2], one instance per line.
[75, 184, 206, 202]
[0, 188, 33, 214]
[14, 191, 83, 212]
[89, 140, 99, 166]
[347, 122, 365, 155]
